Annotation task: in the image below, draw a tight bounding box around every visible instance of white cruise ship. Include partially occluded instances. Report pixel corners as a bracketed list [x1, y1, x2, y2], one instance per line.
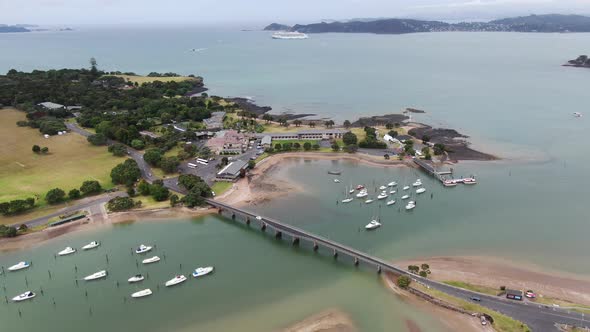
[272, 31, 309, 40]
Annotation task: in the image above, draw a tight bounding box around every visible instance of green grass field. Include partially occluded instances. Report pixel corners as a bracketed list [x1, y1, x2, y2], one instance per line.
[110, 75, 197, 85]
[211, 181, 233, 196]
[443, 281, 500, 296]
[0, 108, 124, 206]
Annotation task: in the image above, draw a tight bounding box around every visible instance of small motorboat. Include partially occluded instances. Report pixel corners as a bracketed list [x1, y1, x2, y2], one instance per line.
[135, 244, 152, 254]
[573, 112, 583, 117]
[356, 191, 368, 198]
[388, 181, 397, 187]
[84, 270, 107, 281]
[401, 195, 410, 200]
[8, 261, 30, 272]
[192, 266, 214, 278]
[131, 289, 152, 298]
[389, 190, 396, 195]
[142, 256, 160, 264]
[333, 179, 340, 183]
[386, 200, 396, 206]
[365, 199, 374, 204]
[12, 291, 36, 302]
[128, 274, 145, 283]
[58, 247, 76, 256]
[405, 203, 416, 211]
[416, 188, 426, 194]
[327, 170, 342, 175]
[365, 220, 381, 230]
[403, 186, 410, 191]
[165, 275, 187, 287]
[379, 185, 387, 190]
[463, 178, 477, 185]
[412, 181, 422, 187]
[349, 189, 355, 194]
[377, 193, 388, 200]
[443, 180, 457, 187]
[82, 241, 100, 250]
[342, 198, 354, 203]
[355, 185, 365, 191]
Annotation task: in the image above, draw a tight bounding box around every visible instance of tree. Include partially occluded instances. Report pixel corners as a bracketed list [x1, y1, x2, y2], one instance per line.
[107, 196, 135, 212]
[137, 180, 151, 196]
[344, 144, 358, 153]
[293, 142, 301, 150]
[303, 142, 312, 151]
[108, 143, 127, 157]
[177, 174, 212, 198]
[68, 189, 81, 200]
[143, 148, 163, 166]
[170, 194, 179, 207]
[397, 275, 411, 289]
[324, 120, 335, 128]
[343, 120, 351, 129]
[80, 180, 102, 195]
[160, 156, 180, 174]
[18, 224, 28, 232]
[274, 143, 282, 151]
[308, 121, 316, 128]
[41, 147, 49, 154]
[408, 265, 420, 274]
[385, 122, 394, 130]
[293, 119, 302, 127]
[127, 187, 136, 197]
[433, 143, 446, 155]
[32, 145, 40, 153]
[87, 133, 108, 146]
[150, 184, 169, 201]
[419, 271, 428, 278]
[110, 159, 141, 186]
[420, 263, 430, 273]
[312, 144, 320, 151]
[262, 114, 273, 124]
[331, 143, 340, 152]
[89, 57, 98, 77]
[4, 226, 18, 238]
[221, 156, 229, 166]
[131, 139, 145, 150]
[45, 188, 66, 204]
[248, 160, 256, 169]
[388, 130, 398, 138]
[342, 132, 358, 145]
[182, 192, 204, 208]
[384, 154, 390, 160]
[422, 135, 430, 143]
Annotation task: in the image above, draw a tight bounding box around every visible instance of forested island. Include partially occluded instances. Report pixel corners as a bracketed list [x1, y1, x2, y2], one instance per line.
[564, 55, 590, 68]
[265, 14, 590, 34]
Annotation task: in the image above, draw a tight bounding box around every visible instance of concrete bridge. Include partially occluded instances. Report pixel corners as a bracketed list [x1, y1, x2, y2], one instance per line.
[207, 198, 590, 332]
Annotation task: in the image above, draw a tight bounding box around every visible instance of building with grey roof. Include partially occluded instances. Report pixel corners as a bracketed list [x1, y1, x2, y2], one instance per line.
[216, 160, 248, 181]
[204, 111, 226, 130]
[38, 102, 65, 110]
[256, 129, 347, 141]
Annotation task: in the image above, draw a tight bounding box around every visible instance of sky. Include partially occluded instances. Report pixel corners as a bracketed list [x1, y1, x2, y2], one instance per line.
[1, 0, 589, 26]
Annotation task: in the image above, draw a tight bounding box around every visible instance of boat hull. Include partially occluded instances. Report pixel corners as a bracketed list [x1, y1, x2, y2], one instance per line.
[131, 289, 152, 298]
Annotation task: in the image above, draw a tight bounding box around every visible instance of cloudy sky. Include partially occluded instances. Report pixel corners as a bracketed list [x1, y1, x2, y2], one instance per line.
[1, 0, 589, 25]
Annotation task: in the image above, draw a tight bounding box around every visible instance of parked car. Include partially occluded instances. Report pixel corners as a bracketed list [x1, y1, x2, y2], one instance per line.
[470, 296, 481, 302]
[525, 290, 536, 298]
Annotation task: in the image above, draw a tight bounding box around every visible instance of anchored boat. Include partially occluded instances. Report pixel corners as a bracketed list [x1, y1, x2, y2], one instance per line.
[128, 274, 145, 283]
[365, 220, 381, 230]
[8, 261, 30, 272]
[165, 275, 187, 287]
[12, 291, 35, 302]
[82, 241, 100, 250]
[135, 244, 152, 254]
[386, 200, 396, 206]
[416, 188, 426, 194]
[131, 289, 152, 298]
[58, 247, 76, 256]
[142, 256, 160, 264]
[192, 267, 214, 278]
[84, 270, 107, 281]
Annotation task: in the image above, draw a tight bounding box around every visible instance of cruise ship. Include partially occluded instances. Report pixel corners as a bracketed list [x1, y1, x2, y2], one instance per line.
[271, 31, 309, 40]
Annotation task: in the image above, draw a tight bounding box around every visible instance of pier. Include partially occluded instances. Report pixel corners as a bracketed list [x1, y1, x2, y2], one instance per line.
[412, 158, 476, 185]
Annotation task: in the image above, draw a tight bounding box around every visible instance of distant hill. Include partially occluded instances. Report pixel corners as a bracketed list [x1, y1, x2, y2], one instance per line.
[0, 25, 30, 33]
[271, 14, 590, 35]
[263, 23, 292, 31]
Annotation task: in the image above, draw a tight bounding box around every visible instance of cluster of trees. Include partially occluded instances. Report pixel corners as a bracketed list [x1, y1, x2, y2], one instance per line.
[110, 159, 142, 186]
[403, 139, 416, 156]
[44, 180, 103, 205]
[397, 275, 412, 289]
[177, 174, 212, 207]
[137, 180, 170, 202]
[0, 224, 22, 238]
[433, 143, 447, 156]
[107, 196, 140, 212]
[358, 127, 387, 149]
[274, 141, 321, 152]
[108, 143, 127, 156]
[31, 145, 49, 154]
[143, 148, 180, 174]
[408, 263, 431, 278]
[0, 197, 36, 216]
[342, 132, 358, 153]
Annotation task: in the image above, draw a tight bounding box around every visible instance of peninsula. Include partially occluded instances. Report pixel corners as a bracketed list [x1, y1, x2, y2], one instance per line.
[564, 55, 590, 68]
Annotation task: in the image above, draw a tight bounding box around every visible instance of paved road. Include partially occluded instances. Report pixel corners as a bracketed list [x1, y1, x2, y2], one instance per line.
[207, 199, 589, 332]
[14, 192, 127, 228]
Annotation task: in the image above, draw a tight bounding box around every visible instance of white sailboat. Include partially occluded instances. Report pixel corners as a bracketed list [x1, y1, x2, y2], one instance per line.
[416, 188, 426, 194]
[386, 199, 396, 206]
[401, 195, 410, 200]
[412, 180, 422, 187]
[403, 186, 410, 191]
[82, 241, 100, 250]
[165, 275, 187, 287]
[8, 261, 30, 272]
[128, 274, 145, 283]
[342, 198, 354, 203]
[83, 270, 107, 281]
[142, 256, 160, 264]
[58, 247, 76, 256]
[131, 289, 152, 298]
[389, 190, 396, 195]
[365, 198, 374, 204]
[356, 190, 368, 198]
[388, 181, 397, 187]
[192, 266, 214, 278]
[135, 244, 152, 254]
[12, 291, 36, 302]
[405, 202, 416, 210]
[377, 192, 388, 200]
[379, 185, 387, 190]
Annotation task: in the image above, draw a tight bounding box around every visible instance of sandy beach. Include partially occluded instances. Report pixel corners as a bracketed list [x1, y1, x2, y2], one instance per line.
[397, 256, 590, 306]
[280, 308, 357, 332]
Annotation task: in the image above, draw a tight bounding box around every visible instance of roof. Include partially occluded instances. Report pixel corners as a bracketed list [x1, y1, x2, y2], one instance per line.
[297, 129, 347, 135]
[396, 135, 413, 141]
[38, 102, 64, 109]
[261, 135, 272, 145]
[217, 160, 248, 176]
[506, 289, 523, 295]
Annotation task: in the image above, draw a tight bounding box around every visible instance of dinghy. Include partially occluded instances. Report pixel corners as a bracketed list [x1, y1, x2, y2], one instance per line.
[388, 182, 397, 187]
[403, 186, 410, 191]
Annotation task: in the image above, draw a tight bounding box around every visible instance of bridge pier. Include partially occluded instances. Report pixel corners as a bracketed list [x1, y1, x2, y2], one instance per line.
[333, 249, 338, 259]
[292, 237, 300, 246]
[377, 266, 382, 274]
[231, 213, 236, 220]
[275, 231, 282, 239]
[218, 208, 223, 214]
[261, 223, 266, 231]
[246, 218, 250, 225]
[313, 242, 319, 252]
[354, 257, 359, 266]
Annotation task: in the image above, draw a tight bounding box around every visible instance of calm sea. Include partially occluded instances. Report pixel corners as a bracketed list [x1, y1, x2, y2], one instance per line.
[1, 26, 589, 331]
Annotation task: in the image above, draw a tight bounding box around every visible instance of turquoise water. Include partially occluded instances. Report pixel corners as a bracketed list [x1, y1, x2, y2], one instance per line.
[1, 27, 590, 330]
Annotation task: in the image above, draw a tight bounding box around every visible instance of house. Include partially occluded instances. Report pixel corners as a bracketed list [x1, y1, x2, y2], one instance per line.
[506, 289, 523, 301]
[139, 130, 161, 139]
[256, 129, 347, 141]
[206, 130, 249, 154]
[261, 135, 272, 148]
[38, 102, 65, 110]
[204, 111, 226, 130]
[216, 160, 248, 181]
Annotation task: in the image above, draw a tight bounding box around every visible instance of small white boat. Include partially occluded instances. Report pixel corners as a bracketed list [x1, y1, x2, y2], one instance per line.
[377, 193, 388, 200]
[142, 256, 160, 264]
[356, 191, 368, 198]
[84, 270, 107, 281]
[8, 261, 30, 272]
[365, 199, 374, 204]
[379, 185, 387, 190]
[405, 203, 416, 210]
[58, 247, 76, 256]
[128, 274, 145, 283]
[412, 181, 422, 187]
[349, 189, 355, 194]
[165, 275, 187, 287]
[389, 190, 396, 195]
[443, 180, 457, 187]
[386, 200, 396, 206]
[192, 266, 214, 278]
[365, 220, 381, 230]
[416, 188, 426, 194]
[82, 241, 100, 250]
[401, 195, 410, 200]
[131, 289, 152, 298]
[388, 182, 397, 187]
[12, 291, 36, 302]
[135, 244, 152, 254]
[573, 112, 583, 117]
[463, 178, 477, 185]
[333, 179, 340, 183]
[341, 198, 354, 203]
[403, 186, 410, 191]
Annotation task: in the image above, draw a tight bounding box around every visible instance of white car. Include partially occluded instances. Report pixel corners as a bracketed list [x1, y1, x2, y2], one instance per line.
[256, 216, 262, 220]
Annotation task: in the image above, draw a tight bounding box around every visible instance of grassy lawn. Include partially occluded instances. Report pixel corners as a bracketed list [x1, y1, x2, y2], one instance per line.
[164, 145, 183, 158]
[413, 283, 530, 332]
[273, 139, 318, 147]
[255, 152, 269, 163]
[211, 181, 233, 196]
[110, 75, 197, 85]
[443, 281, 501, 296]
[0, 108, 123, 206]
[150, 167, 179, 179]
[134, 195, 173, 210]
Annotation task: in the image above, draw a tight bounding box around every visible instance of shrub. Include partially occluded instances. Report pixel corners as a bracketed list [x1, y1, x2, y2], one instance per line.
[45, 188, 66, 204]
